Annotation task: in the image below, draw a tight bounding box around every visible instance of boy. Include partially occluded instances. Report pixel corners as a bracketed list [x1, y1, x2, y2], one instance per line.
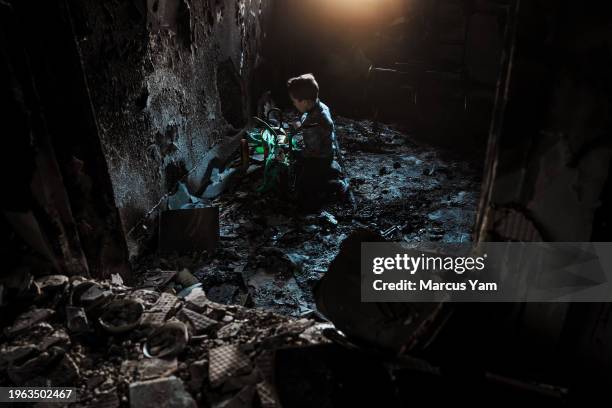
[287, 73, 342, 208]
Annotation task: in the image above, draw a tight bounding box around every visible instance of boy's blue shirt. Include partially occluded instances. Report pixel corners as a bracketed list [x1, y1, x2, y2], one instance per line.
[297, 100, 336, 160]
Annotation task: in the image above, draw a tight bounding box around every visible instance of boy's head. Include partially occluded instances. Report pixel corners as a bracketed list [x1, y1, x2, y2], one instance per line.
[287, 73, 319, 113]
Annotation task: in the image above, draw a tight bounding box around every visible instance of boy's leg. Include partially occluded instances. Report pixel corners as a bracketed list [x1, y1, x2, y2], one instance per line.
[296, 158, 332, 210]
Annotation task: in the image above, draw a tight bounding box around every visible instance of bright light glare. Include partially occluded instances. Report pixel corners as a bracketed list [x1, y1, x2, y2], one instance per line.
[315, 0, 398, 22]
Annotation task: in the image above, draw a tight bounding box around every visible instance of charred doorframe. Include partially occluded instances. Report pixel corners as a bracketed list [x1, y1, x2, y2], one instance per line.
[5, 0, 131, 280]
[474, 0, 612, 385]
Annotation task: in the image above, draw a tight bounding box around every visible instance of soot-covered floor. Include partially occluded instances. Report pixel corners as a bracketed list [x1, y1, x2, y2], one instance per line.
[136, 117, 482, 316]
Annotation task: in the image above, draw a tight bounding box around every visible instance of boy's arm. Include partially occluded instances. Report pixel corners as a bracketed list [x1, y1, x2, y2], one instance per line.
[300, 121, 333, 158]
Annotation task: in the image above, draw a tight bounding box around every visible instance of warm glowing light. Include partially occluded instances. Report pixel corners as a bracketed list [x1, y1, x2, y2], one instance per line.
[313, 0, 402, 24]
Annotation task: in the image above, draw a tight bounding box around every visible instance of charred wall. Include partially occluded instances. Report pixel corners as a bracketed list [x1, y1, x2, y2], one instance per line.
[70, 0, 272, 256]
[473, 0, 612, 392]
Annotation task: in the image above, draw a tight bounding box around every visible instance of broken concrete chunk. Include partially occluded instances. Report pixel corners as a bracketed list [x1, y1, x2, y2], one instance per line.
[46, 352, 80, 386]
[143, 321, 189, 359]
[216, 385, 256, 408]
[207, 305, 227, 321]
[79, 284, 112, 311]
[256, 380, 282, 408]
[188, 359, 208, 391]
[120, 360, 139, 377]
[0, 345, 37, 370]
[129, 289, 161, 308]
[276, 318, 313, 336]
[7, 346, 76, 386]
[38, 328, 71, 352]
[110, 273, 124, 286]
[4, 308, 55, 338]
[207, 284, 238, 305]
[89, 390, 120, 408]
[66, 306, 90, 334]
[137, 357, 178, 380]
[177, 307, 218, 335]
[129, 376, 196, 408]
[221, 370, 261, 393]
[217, 322, 243, 339]
[142, 269, 177, 290]
[35, 274, 69, 292]
[184, 287, 210, 313]
[319, 211, 338, 226]
[88, 375, 106, 390]
[209, 345, 252, 388]
[14, 322, 55, 345]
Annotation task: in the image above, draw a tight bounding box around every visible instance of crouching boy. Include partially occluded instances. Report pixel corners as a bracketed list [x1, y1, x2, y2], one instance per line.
[287, 73, 344, 209]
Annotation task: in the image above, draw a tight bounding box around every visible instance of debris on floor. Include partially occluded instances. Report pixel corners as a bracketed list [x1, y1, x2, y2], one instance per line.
[0, 273, 330, 407]
[136, 117, 481, 316]
[0, 117, 482, 406]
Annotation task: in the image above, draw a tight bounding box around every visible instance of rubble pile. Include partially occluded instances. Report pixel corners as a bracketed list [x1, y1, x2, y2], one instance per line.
[0, 273, 331, 407]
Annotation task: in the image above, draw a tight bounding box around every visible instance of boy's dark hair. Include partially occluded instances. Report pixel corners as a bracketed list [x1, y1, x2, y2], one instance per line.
[287, 73, 319, 101]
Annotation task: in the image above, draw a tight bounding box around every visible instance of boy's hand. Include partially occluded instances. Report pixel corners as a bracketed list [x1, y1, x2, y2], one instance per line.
[291, 120, 302, 130]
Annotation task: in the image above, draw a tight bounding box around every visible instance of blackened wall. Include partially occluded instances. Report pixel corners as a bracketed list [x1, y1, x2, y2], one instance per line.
[474, 0, 612, 393]
[70, 0, 272, 255]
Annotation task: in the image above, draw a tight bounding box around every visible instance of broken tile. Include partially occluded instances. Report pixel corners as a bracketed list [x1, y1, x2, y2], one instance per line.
[137, 358, 178, 380]
[142, 269, 177, 290]
[177, 307, 218, 335]
[129, 376, 196, 408]
[141, 311, 168, 328]
[209, 345, 252, 388]
[149, 292, 181, 320]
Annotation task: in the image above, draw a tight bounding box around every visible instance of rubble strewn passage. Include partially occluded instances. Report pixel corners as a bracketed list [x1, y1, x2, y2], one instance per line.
[137, 117, 481, 317]
[0, 274, 331, 407]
